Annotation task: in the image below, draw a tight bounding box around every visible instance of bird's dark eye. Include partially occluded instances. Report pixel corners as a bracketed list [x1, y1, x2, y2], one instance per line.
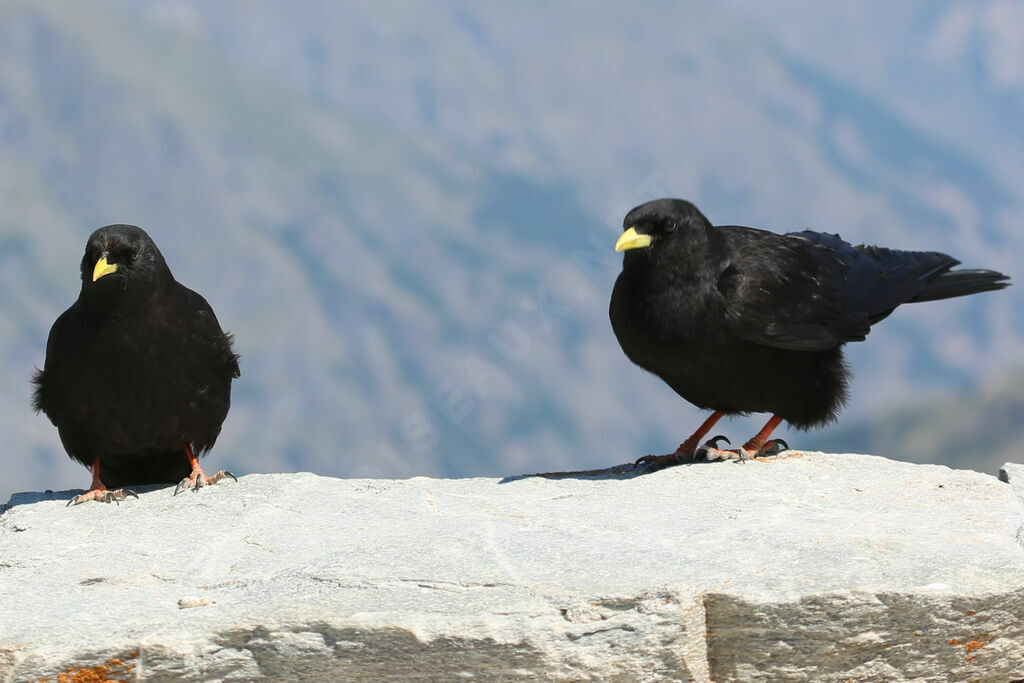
[114, 247, 139, 265]
[664, 221, 678, 233]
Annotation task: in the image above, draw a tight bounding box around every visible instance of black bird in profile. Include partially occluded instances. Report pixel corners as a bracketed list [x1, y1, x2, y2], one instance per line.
[610, 199, 1010, 468]
[33, 225, 240, 504]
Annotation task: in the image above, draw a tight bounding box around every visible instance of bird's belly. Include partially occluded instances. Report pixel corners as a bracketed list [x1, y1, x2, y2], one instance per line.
[51, 342, 228, 457]
[627, 336, 848, 428]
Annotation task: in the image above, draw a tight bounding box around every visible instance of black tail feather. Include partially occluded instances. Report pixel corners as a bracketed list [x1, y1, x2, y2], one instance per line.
[909, 269, 1010, 303]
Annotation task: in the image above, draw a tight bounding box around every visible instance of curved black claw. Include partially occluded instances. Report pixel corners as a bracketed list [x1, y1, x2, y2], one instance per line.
[633, 453, 683, 472]
[174, 475, 203, 497]
[173, 477, 194, 496]
[759, 439, 789, 457]
[174, 469, 238, 496]
[106, 489, 137, 505]
[705, 435, 731, 449]
[695, 435, 733, 460]
[635, 453, 671, 466]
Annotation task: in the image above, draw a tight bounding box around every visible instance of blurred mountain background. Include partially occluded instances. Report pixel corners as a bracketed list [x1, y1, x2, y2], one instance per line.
[2, 0, 1021, 504]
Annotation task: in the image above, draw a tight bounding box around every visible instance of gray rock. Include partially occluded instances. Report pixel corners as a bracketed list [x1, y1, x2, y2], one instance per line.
[2, 453, 1024, 681]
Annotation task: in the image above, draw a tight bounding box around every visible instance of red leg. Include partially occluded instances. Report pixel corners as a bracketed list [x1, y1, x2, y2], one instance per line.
[174, 443, 237, 495]
[185, 442, 201, 473]
[635, 410, 725, 470]
[66, 458, 138, 506]
[741, 415, 784, 454]
[675, 410, 726, 457]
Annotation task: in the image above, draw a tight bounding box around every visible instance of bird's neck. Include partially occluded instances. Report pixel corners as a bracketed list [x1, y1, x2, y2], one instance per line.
[78, 278, 166, 318]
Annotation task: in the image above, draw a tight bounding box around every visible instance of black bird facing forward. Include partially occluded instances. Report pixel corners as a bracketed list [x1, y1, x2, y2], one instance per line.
[609, 199, 1010, 468]
[33, 225, 240, 504]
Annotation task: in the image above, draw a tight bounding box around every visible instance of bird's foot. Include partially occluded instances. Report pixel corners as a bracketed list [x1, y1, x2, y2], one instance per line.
[174, 468, 237, 496]
[758, 439, 789, 457]
[634, 433, 736, 471]
[698, 437, 789, 462]
[695, 435, 746, 461]
[634, 442, 703, 472]
[67, 486, 138, 506]
[633, 453, 684, 471]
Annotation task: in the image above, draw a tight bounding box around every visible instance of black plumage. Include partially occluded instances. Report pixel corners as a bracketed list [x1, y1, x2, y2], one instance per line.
[609, 198, 1010, 466]
[32, 224, 240, 503]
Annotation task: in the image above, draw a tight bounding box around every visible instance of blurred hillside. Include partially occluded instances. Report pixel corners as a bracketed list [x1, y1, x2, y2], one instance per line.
[2, 1, 1021, 503]
[805, 367, 1024, 477]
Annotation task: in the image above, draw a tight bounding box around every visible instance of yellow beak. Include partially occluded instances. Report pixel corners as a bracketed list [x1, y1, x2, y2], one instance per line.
[614, 226, 653, 252]
[92, 256, 118, 282]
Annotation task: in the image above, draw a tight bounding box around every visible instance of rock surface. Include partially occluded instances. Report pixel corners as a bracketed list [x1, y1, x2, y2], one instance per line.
[2, 452, 1024, 681]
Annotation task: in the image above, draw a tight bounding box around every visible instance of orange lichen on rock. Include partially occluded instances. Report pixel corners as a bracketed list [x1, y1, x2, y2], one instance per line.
[50, 652, 137, 683]
[946, 637, 990, 663]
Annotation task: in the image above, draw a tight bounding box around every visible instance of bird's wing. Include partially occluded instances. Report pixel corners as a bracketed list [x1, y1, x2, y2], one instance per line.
[31, 306, 76, 413]
[716, 228, 958, 351]
[175, 284, 241, 379]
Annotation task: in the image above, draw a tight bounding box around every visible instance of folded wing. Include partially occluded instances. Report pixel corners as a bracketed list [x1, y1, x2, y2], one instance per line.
[717, 228, 1008, 351]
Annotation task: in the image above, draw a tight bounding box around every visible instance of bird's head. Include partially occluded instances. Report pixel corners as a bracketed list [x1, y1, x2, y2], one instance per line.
[79, 224, 171, 306]
[615, 198, 713, 264]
